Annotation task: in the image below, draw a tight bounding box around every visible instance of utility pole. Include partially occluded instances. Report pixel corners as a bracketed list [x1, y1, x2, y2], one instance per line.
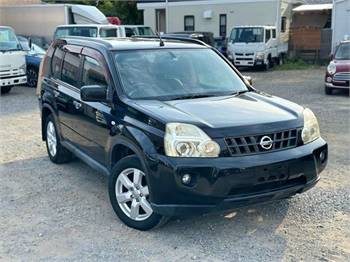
[166, 0, 169, 33]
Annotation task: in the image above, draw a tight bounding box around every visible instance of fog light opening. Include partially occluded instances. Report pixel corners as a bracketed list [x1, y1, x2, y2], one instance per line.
[326, 77, 332, 83]
[181, 174, 192, 185]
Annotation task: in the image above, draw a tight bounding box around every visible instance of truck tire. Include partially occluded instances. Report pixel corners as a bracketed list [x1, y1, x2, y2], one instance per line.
[264, 58, 271, 71]
[1, 86, 12, 94]
[278, 54, 284, 66]
[27, 67, 38, 88]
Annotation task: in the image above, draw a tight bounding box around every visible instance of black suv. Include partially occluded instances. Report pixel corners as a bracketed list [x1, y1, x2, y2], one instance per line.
[38, 37, 328, 230]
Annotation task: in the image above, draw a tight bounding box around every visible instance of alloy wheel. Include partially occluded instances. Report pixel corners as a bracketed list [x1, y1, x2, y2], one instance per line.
[115, 168, 153, 221]
[46, 121, 57, 157]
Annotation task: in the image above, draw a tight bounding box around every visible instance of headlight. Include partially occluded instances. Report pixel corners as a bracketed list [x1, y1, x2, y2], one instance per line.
[20, 63, 26, 74]
[302, 108, 320, 144]
[327, 62, 336, 75]
[255, 52, 265, 60]
[164, 123, 220, 157]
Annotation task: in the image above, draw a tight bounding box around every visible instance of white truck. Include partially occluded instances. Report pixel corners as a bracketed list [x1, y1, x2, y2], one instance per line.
[0, 4, 108, 48]
[0, 26, 27, 94]
[227, 25, 287, 70]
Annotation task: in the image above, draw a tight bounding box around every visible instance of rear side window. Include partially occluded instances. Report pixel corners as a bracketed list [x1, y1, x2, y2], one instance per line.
[82, 56, 107, 87]
[61, 52, 81, 87]
[51, 47, 64, 79]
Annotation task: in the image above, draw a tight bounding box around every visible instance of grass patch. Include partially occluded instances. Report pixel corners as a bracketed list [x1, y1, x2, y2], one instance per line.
[274, 59, 322, 71]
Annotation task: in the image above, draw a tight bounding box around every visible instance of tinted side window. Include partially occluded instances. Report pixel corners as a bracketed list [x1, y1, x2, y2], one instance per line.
[82, 56, 107, 87]
[61, 52, 81, 87]
[51, 47, 64, 79]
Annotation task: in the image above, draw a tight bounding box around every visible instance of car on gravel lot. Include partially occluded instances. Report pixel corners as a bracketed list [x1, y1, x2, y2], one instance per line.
[325, 40, 350, 95]
[37, 36, 328, 230]
[18, 36, 46, 88]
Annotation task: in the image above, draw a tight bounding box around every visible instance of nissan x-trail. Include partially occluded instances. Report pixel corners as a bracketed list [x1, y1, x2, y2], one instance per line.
[38, 37, 328, 230]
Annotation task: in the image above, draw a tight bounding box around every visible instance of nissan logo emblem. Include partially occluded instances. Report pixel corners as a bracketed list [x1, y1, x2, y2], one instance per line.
[260, 136, 273, 150]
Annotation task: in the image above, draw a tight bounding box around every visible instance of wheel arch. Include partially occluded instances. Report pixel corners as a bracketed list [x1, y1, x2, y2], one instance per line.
[108, 123, 161, 171]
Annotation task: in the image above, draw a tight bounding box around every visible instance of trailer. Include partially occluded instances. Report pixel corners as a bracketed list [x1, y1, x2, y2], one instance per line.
[332, 0, 350, 51]
[0, 4, 108, 48]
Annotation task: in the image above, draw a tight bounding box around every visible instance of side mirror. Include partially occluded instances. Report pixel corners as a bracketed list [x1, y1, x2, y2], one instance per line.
[28, 38, 32, 49]
[80, 85, 107, 102]
[243, 75, 253, 86]
[329, 53, 334, 61]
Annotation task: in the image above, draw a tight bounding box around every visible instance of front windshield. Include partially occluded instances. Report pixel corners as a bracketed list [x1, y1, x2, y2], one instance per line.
[335, 43, 350, 60]
[114, 48, 248, 100]
[230, 27, 264, 43]
[0, 28, 21, 52]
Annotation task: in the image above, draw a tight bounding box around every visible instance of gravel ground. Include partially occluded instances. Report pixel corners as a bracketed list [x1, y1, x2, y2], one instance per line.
[0, 68, 349, 262]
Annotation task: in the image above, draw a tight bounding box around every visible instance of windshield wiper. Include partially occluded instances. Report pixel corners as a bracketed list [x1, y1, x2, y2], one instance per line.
[230, 90, 250, 96]
[170, 94, 218, 101]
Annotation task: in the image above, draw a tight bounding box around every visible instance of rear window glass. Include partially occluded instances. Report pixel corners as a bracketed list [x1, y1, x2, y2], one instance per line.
[51, 47, 64, 79]
[82, 56, 107, 87]
[100, 28, 118, 37]
[61, 52, 81, 87]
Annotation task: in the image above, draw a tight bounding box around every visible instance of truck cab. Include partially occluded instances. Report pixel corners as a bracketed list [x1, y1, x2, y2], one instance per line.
[227, 26, 286, 69]
[0, 26, 27, 94]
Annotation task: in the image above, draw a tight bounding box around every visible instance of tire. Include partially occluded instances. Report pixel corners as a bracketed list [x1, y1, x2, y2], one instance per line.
[108, 155, 168, 230]
[45, 115, 73, 164]
[325, 86, 333, 95]
[264, 58, 271, 71]
[278, 54, 284, 66]
[27, 67, 38, 88]
[1, 86, 12, 94]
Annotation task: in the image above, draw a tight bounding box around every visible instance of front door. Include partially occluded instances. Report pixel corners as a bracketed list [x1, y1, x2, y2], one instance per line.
[71, 47, 114, 165]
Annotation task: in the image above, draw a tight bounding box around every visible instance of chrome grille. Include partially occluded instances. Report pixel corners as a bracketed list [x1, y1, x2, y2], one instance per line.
[225, 129, 299, 156]
[333, 72, 350, 82]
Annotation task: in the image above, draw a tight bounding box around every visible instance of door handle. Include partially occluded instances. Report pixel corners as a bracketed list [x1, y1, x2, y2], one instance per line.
[73, 101, 82, 110]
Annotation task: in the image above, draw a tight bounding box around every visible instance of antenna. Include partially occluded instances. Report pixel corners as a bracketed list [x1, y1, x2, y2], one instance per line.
[156, 31, 165, 47]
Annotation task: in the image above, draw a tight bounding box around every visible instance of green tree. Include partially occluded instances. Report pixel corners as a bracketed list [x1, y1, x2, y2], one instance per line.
[43, 0, 143, 25]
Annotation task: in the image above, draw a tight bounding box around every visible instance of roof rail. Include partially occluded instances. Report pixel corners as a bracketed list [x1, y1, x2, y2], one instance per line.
[131, 35, 209, 47]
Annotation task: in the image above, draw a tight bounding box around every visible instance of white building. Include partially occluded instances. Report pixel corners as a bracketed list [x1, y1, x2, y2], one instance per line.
[137, 0, 304, 38]
[332, 0, 350, 51]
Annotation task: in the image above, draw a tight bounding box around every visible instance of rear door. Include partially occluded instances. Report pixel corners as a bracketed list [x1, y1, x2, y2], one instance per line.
[53, 45, 86, 146]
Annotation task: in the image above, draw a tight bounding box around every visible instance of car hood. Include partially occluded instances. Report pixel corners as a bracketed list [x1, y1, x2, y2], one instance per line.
[129, 92, 304, 138]
[334, 59, 350, 72]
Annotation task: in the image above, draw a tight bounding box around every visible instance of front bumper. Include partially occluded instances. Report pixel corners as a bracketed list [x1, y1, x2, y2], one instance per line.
[146, 138, 328, 216]
[0, 75, 27, 87]
[325, 82, 350, 89]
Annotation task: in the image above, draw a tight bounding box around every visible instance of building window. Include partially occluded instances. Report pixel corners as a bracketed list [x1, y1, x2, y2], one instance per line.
[272, 29, 276, 39]
[219, 14, 227, 37]
[281, 16, 287, 32]
[184, 15, 195, 31]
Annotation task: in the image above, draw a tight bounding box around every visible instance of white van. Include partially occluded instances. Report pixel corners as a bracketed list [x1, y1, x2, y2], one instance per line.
[54, 24, 120, 40]
[54, 24, 155, 40]
[0, 26, 27, 94]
